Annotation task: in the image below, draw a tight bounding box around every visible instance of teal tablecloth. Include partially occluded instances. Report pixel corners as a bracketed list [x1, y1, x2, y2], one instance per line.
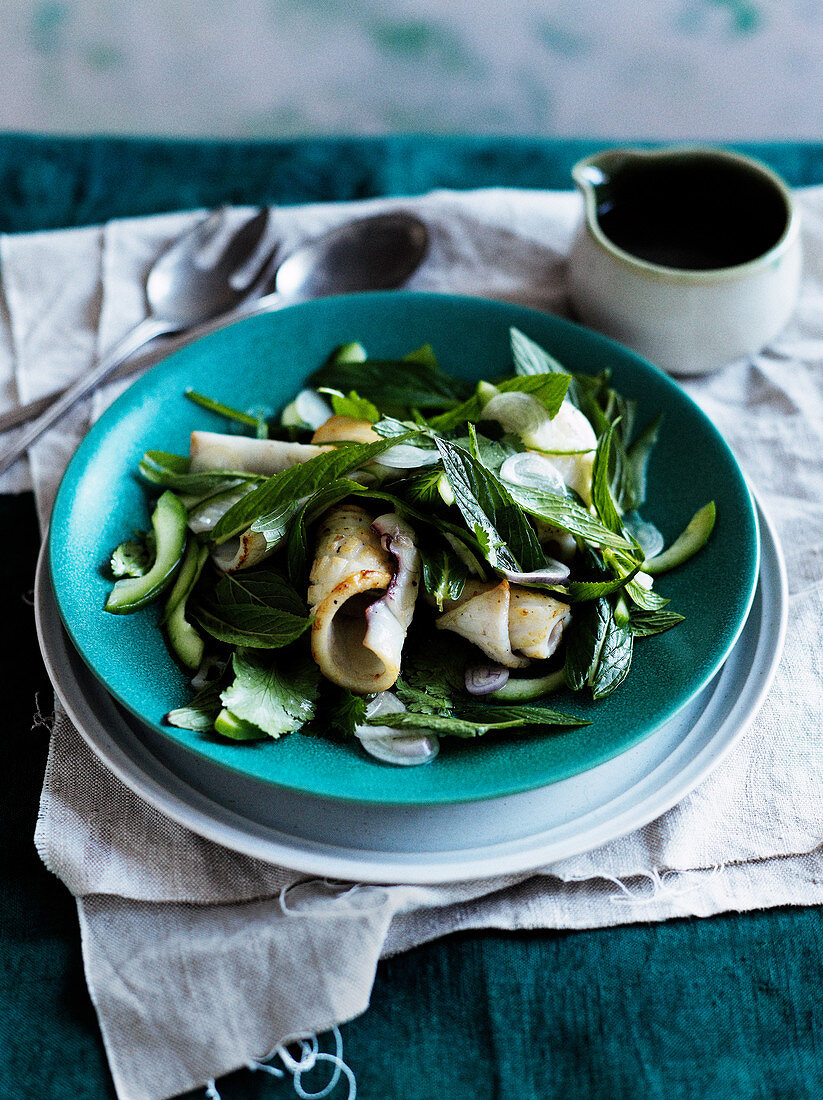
[2, 134, 822, 1100]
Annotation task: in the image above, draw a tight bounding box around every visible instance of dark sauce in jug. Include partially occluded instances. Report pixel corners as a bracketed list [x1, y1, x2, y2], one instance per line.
[595, 156, 789, 270]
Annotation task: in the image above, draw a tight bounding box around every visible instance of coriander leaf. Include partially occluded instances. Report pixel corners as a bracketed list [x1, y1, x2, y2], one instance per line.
[322, 389, 380, 422]
[210, 435, 407, 544]
[322, 689, 369, 738]
[191, 569, 312, 648]
[220, 648, 320, 738]
[401, 629, 472, 707]
[164, 678, 224, 731]
[394, 678, 454, 716]
[110, 536, 152, 578]
[435, 438, 545, 573]
[629, 609, 685, 637]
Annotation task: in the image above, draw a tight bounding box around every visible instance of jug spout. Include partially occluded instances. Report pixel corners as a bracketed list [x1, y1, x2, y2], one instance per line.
[571, 147, 651, 233]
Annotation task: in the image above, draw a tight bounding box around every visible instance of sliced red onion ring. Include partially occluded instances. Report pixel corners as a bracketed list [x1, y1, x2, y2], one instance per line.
[465, 664, 510, 695]
[355, 691, 439, 766]
[500, 451, 567, 496]
[359, 734, 440, 766]
[375, 443, 440, 469]
[498, 561, 570, 585]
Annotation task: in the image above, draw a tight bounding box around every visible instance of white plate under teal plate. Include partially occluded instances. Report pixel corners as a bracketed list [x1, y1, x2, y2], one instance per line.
[35, 496, 786, 884]
[47, 293, 760, 807]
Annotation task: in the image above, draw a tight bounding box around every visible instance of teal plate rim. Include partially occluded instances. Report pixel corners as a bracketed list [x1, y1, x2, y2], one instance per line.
[48, 291, 760, 806]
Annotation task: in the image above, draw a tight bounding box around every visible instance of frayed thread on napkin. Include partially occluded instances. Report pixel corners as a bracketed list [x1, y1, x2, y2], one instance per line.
[206, 1026, 356, 1100]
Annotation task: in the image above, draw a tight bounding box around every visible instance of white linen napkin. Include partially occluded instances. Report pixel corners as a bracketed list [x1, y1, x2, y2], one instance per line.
[3, 187, 823, 1100]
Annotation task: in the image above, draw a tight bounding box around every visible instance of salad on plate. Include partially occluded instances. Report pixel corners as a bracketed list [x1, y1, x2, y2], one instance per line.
[103, 328, 715, 766]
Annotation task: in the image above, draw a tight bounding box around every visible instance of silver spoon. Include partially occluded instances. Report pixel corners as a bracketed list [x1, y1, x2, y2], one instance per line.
[0, 206, 273, 476]
[0, 210, 429, 444]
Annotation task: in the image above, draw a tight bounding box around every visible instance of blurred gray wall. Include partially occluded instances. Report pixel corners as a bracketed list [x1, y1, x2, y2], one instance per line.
[2, 0, 821, 139]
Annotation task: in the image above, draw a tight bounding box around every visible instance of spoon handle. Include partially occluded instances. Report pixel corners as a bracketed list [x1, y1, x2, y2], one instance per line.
[0, 294, 293, 437]
[0, 316, 174, 477]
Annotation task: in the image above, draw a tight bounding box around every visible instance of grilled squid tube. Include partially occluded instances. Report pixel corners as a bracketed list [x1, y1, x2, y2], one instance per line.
[308, 505, 421, 693]
[190, 430, 331, 476]
[436, 579, 570, 667]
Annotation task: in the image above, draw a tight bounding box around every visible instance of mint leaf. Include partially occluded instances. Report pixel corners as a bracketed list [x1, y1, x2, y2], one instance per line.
[191, 569, 312, 648]
[365, 704, 587, 738]
[590, 616, 633, 699]
[435, 438, 545, 573]
[220, 649, 320, 738]
[620, 414, 662, 511]
[139, 450, 259, 497]
[427, 373, 570, 433]
[629, 608, 685, 637]
[308, 356, 474, 417]
[505, 484, 634, 551]
[563, 598, 611, 692]
[419, 543, 469, 610]
[210, 435, 407, 544]
[591, 424, 623, 536]
[510, 327, 568, 377]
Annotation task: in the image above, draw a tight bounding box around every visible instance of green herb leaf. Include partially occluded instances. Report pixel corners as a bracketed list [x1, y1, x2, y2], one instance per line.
[435, 438, 545, 573]
[427, 373, 571, 433]
[139, 451, 258, 497]
[625, 577, 670, 610]
[164, 677, 225, 731]
[505, 484, 635, 551]
[191, 569, 312, 649]
[591, 424, 623, 535]
[366, 703, 587, 738]
[321, 389, 380, 422]
[220, 648, 320, 738]
[419, 544, 469, 610]
[620, 414, 662, 511]
[590, 615, 633, 699]
[308, 356, 474, 417]
[110, 537, 152, 578]
[629, 609, 686, 637]
[210, 435, 407, 544]
[184, 388, 261, 429]
[510, 327, 568, 376]
[563, 598, 611, 692]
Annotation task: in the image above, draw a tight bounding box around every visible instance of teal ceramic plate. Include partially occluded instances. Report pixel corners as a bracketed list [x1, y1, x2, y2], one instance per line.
[49, 292, 759, 806]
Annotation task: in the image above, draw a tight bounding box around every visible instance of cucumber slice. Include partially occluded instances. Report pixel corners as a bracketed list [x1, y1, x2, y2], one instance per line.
[490, 668, 565, 702]
[104, 492, 187, 614]
[214, 708, 267, 741]
[164, 540, 209, 669]
[643, 501, 716, 575]
[329, 341, 367, 364]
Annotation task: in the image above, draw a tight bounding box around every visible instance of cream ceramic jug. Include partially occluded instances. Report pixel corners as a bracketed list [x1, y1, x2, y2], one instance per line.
[567, 146, 802, 376]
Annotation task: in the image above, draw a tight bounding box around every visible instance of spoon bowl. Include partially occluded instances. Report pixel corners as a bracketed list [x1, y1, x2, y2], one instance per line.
[269, 211, 429, 302]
